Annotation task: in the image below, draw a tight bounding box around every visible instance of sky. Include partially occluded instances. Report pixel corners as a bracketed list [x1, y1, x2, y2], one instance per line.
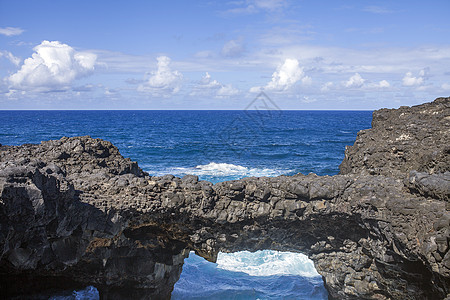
[0, 0, 449, 110]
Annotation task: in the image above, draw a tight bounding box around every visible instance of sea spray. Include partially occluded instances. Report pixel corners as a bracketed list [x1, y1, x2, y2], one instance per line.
[172, 251, 327, 300]
[152, 162, 294, 183]
[216, 250, 320, 277]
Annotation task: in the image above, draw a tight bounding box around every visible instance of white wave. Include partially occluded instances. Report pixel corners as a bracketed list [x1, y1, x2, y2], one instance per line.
[172, 162, 292, 178]
[216, 250, 320, 277]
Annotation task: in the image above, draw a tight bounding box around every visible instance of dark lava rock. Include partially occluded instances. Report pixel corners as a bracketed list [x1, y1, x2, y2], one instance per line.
[340, 97, 450, 178]
[0, 98, 449, 299]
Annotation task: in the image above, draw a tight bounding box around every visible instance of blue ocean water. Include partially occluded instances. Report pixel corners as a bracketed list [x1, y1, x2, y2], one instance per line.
[172, 251, 328, 300]
[0, 110, 372, 299]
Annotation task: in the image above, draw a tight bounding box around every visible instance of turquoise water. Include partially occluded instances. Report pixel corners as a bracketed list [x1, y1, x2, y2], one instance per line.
[0, 110, 372, 299]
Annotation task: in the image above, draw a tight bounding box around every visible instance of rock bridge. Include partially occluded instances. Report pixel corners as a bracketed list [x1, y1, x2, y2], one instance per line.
[0, 98, 449, 299]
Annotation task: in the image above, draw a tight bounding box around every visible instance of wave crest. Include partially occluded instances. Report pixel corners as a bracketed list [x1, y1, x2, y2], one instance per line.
[216, 250, 320, 277]
[175, 162, 292, 179]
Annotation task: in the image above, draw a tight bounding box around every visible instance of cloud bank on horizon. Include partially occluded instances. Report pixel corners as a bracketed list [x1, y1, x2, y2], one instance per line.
[0, 0, 449, 109]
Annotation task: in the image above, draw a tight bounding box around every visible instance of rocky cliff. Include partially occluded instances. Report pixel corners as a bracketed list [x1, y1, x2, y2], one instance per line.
[0, 97, 449, 299]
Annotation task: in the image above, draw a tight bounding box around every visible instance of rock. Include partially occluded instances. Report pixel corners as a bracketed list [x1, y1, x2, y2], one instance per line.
[0, 97, 449, 299]
[406, 171, 450, 201]
[340, 97, 450, 178]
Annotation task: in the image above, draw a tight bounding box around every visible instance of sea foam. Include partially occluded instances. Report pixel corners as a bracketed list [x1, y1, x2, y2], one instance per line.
[172, 251, 327, 299]
[157, 162, 293, 183]
[216, 250, 320, 277]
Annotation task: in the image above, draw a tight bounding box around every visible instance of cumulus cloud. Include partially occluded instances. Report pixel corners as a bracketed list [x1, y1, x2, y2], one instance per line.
[0, 27, 24, 36]
[377, 80, 390, 88]
[221, 39, 245, 57]
[402, 69, 426, 86]
[0, 50, 20, 66]
[8, 40, 97, 91]
[138, 56, 183, 97]
[266, 59, 305, 90]
[324, 78, 390, 91]
[365, 79, 391, 89]
[251, 58, 308, 92]
[190, 72, 239, 98]
[217, 85, 240, 97]
[344, 73, 365, 88]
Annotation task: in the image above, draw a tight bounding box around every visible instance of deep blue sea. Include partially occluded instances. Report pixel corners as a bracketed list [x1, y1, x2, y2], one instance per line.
[0, 110, 372, 300]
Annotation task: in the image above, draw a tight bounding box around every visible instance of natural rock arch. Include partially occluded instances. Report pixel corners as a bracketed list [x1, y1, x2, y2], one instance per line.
[0, 97, 448, 299]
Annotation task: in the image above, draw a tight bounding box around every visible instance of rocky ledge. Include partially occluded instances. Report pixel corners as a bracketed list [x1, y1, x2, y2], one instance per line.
[0, 97, 449, 299]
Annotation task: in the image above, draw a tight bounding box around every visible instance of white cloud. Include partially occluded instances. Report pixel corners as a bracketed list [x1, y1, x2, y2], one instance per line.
[441, 83, 450, 90]
[0, 27, 24, 36]
[249, 86, 262, 93]
[194, 50, 215, 59]
[323, 78, 390, 91]
[301, 76, 312, 85]
[217, 84, 240, 97]
[344, 73, 365, 88]
[224, 0, 287, 14]
[195, 72, 220, 90]
[377, 80, 390, 88]
[402, 69, 426, 86]
[0, 50, 20, 66]
[190, 72, 239, 98]
[251, 58, 306, 92]
[221, 39, 245, 57]
[364, 79, 391, 89]
[104, 87, 119, 97]
[252, 0, 287, 11]
[258, 25, 315, 46]
[321, 81, 334, 91]
[301, 96, 316, 103]
[252, 44, 450, 78]
[363, 6, 393, 14]
[73, 84, 96, 92]
[91, 45, 450, 86]
[7, 40, 97, 91]
[138, 56, 183, 97]
[267, 59, 304, 90]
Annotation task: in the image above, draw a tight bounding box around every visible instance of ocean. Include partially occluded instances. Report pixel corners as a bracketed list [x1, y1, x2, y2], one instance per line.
[0, 109, 372, 299]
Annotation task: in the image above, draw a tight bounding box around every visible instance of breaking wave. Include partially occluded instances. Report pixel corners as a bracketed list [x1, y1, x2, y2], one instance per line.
[172, 251, 327, 299]
[216, 250, 320, 277]
[154, 162, 294, 183]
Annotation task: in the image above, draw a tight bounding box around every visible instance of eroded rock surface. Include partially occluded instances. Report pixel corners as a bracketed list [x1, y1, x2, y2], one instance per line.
[340, 97, 449, 178]
[0, 97, 449, 299]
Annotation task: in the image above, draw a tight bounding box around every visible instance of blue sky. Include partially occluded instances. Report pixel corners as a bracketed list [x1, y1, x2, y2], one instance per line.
[0, 0, 449, 109]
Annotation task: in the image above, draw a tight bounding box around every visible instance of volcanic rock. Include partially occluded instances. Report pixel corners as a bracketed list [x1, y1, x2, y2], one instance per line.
[0, 97, 449, 299]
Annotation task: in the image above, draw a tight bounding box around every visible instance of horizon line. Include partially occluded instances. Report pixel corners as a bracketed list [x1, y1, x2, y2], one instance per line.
[0, 108, 375, 111]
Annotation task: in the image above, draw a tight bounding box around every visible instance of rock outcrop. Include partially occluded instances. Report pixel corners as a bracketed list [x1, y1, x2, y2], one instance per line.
[0, 97, 449, 299]
[340, 97, 449, 178]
